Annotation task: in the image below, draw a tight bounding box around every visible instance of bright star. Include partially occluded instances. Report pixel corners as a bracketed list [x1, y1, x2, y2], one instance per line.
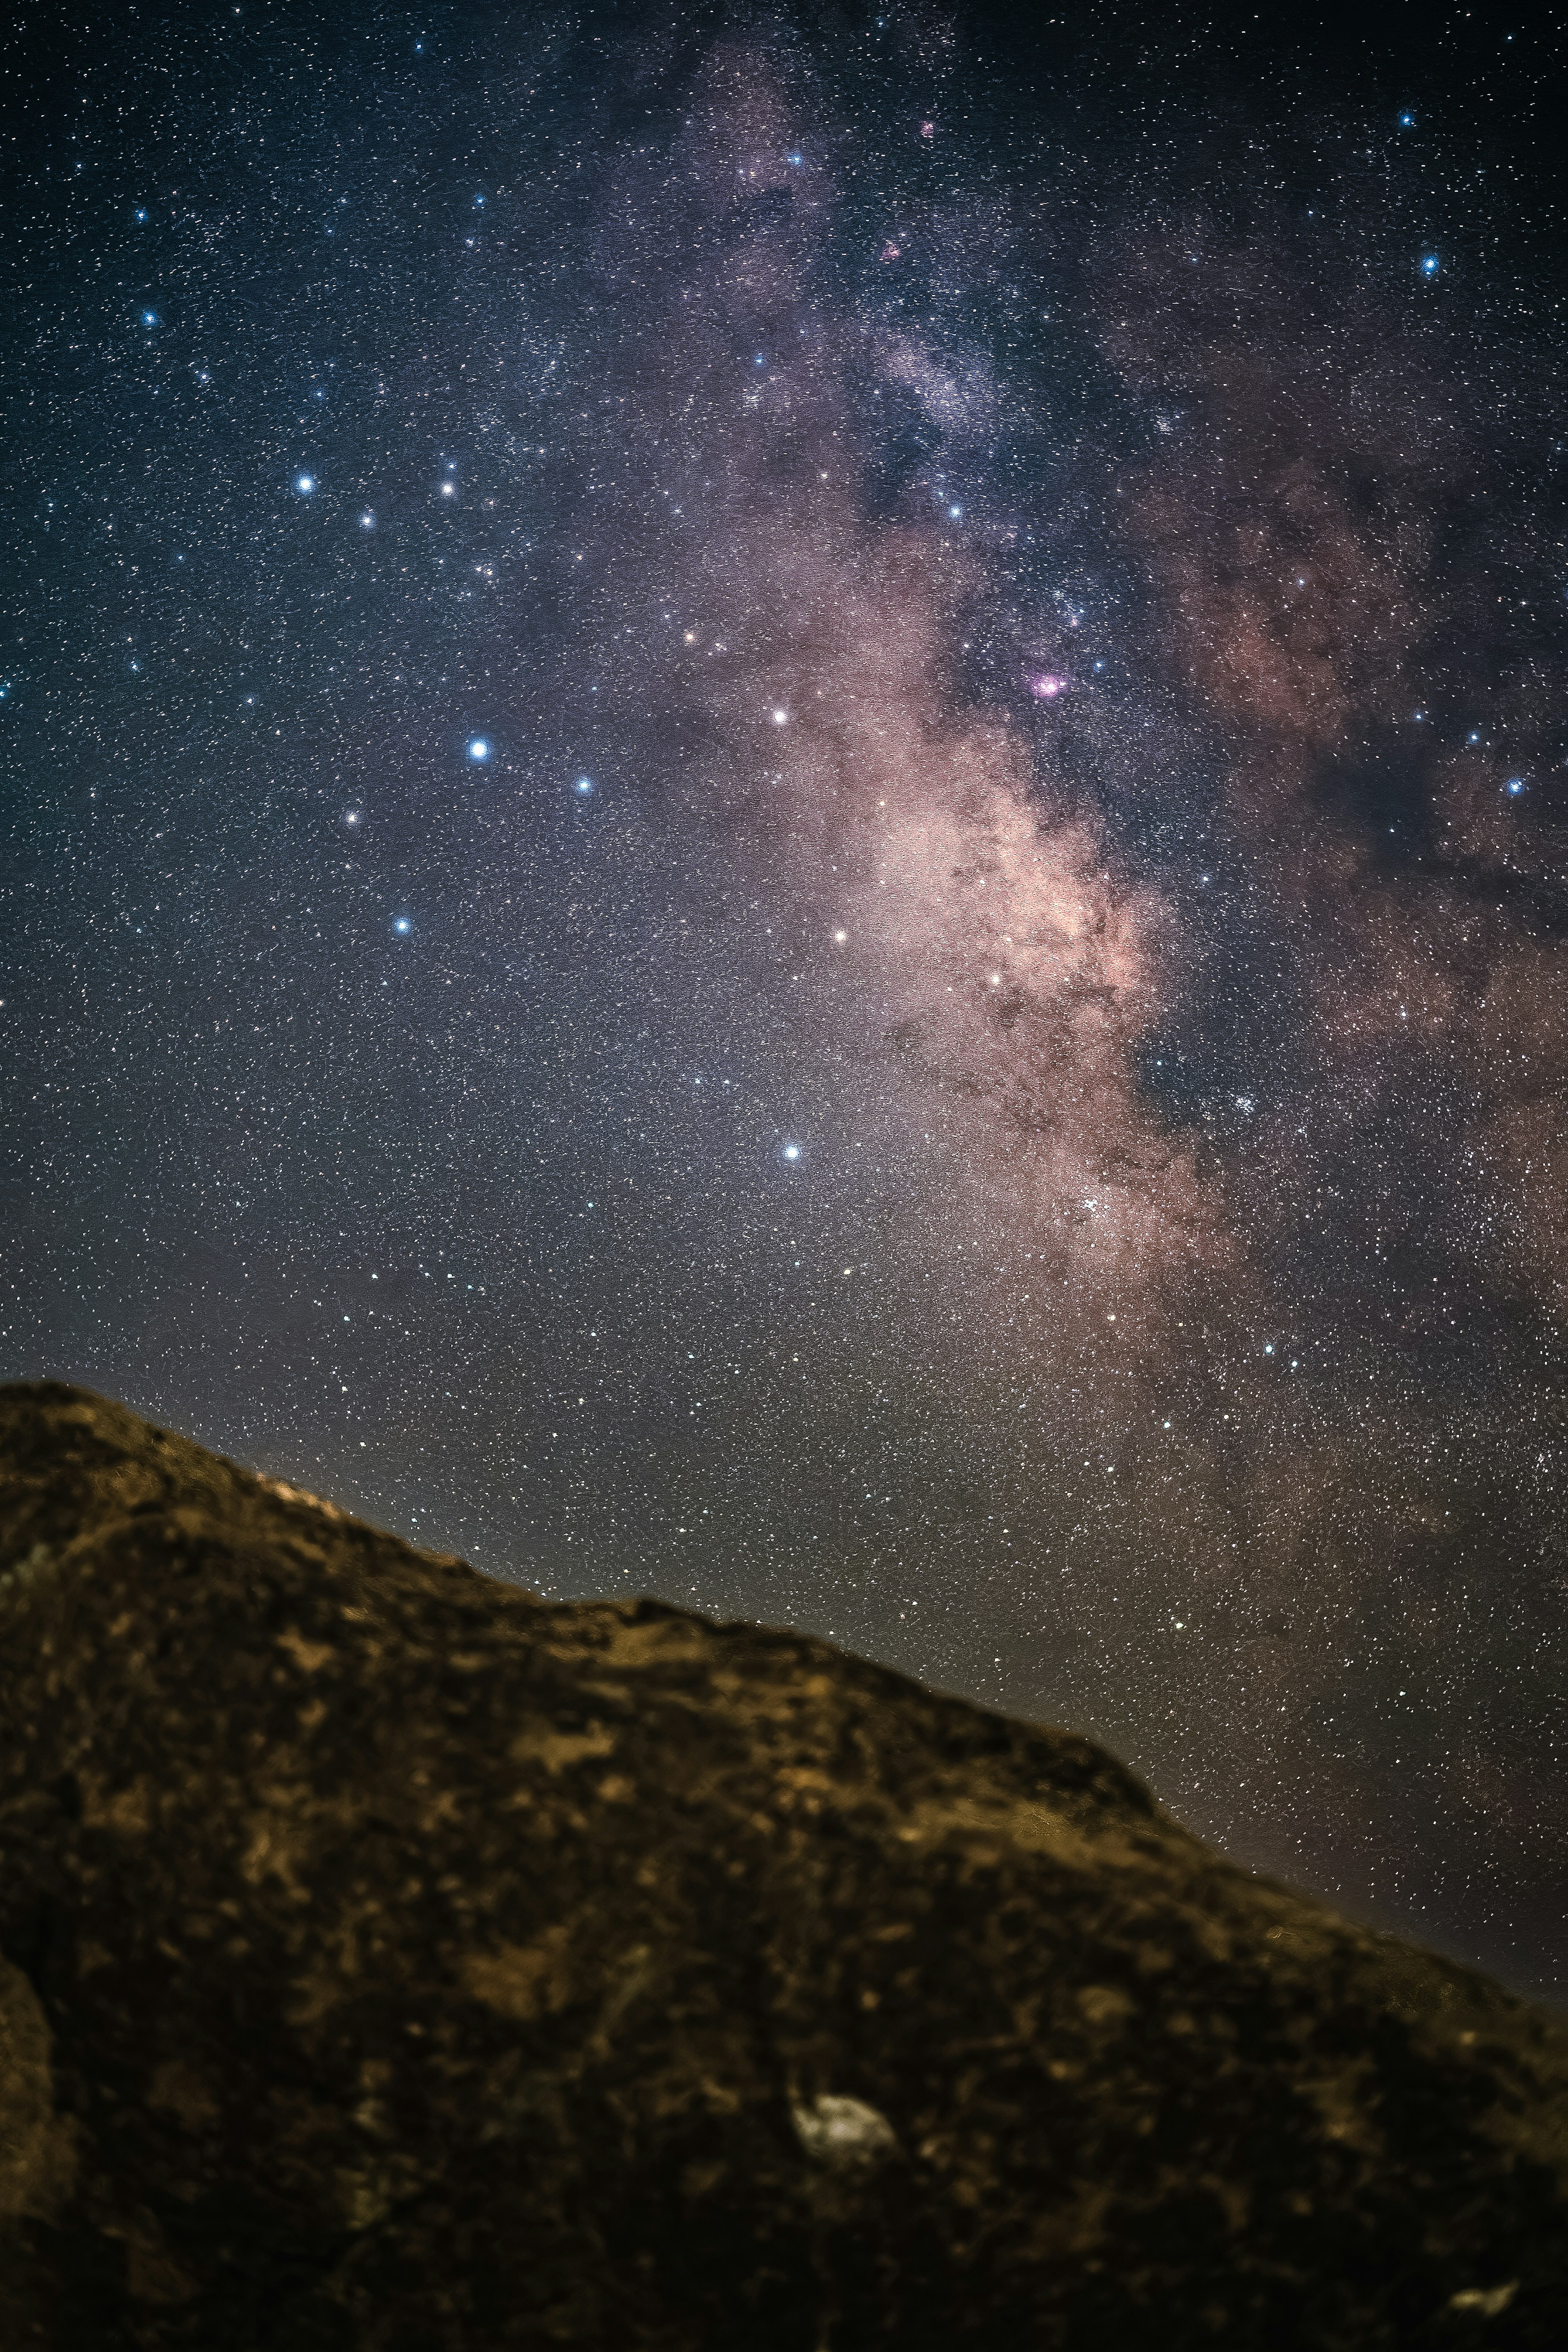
[142, 310, 156, 325]
[1506, 778, 1525, 796]
[1399, 111, 1415, 127]
[295, 473, 315, 496]
[467, 738, 490, 762]
[1421, 253, 1440, 278]
[782, 1144, 801, 1162]
[393, 917, 412, 934]
[360, 511, 375, 529]
[574, 776, 595, 796]
[834, 929, 847, 943]
[771, 707, 788, 725]
[441, 480, 456, 497]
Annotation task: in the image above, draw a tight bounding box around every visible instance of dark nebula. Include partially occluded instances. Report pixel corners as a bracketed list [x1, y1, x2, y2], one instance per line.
[3, 4, 1565, 2000]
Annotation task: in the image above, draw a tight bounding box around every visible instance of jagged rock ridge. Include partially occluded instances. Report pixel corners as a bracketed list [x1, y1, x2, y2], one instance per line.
[0, 1380, 1565, 2348]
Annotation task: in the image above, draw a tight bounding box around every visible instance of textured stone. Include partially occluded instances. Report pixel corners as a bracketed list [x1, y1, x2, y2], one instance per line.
[0, 1378, 1565, 2348]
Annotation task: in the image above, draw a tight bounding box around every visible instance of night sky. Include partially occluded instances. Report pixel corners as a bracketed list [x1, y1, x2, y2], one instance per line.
[4, 3, 1566, 2004]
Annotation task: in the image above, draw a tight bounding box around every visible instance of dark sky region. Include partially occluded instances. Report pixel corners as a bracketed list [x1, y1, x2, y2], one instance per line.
[3, 2, 1566, 2003]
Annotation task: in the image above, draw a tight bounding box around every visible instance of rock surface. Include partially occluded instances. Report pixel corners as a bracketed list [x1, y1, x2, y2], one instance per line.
[0, 1378, 1565, 2348]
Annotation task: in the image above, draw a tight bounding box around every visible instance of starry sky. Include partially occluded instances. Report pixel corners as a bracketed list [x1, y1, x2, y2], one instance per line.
[4, 2, 1566, 2003]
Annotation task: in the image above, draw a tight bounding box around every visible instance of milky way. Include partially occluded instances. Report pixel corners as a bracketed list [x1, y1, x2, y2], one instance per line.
[3, 5, 1564, 2001]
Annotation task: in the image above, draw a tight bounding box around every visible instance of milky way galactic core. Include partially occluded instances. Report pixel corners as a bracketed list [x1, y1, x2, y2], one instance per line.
[3, 3, 1565, 2002]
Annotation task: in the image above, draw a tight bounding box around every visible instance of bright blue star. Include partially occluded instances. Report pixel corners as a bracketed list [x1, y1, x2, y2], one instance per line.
[359, 511, 375, 530]
[782, 1143, 801, 1162]
[393, 916, 412, 934]
[574, 776, 595, 796]
[142, 310, 157, 326]
[788, 152, 803, 166]
[474, 194, 486, 207]
[1399, 111, 1415, 127]
[467, 737, 490, 762]
[295, 473, 315, 496]
[1421, 253, 1440, 279]
[1506, 778, 1526, 796]
[135, 207, 147, 221]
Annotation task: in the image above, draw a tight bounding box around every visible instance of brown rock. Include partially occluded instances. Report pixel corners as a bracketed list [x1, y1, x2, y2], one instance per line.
[0, 1378, 1564, 2347]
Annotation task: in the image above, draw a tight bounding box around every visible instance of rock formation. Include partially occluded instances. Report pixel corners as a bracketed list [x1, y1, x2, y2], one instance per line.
[1, 1378, 1564, 2347]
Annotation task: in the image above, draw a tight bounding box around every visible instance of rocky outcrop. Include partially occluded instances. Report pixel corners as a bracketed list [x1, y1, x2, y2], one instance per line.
[0, 1378, 1564, 2347]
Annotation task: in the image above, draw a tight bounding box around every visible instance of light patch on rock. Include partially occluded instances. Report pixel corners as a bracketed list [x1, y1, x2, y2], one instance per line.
[0, 1954, 78, 2221]
[1448, 2283, 1518, 2317]
[0, 1541, 54, 1601]
[257, 1476, 346, 1521]
[792, 2093, 898, 2170]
